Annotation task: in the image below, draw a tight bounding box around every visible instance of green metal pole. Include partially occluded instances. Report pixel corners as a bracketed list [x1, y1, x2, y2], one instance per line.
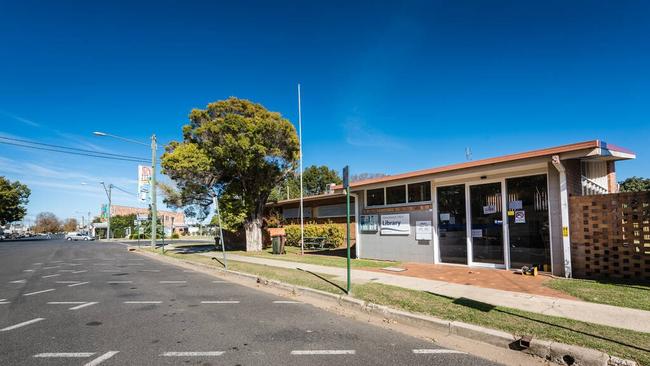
[150, 134, 157, 248]
[346, 186, 351, 294]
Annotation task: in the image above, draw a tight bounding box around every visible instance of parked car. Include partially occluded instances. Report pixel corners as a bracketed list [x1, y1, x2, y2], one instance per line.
[65, 232, 94, 241]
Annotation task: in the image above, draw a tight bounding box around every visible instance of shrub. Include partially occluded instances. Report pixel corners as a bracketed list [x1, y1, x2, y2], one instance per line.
[171, 233, 180, 239]
[284, 222, 346, 247]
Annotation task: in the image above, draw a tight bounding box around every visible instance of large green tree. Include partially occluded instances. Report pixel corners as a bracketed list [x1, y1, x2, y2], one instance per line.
[0, 176, 30, 226]
[162, 97, 299, 251]
[619, 176, 650, 192]
[269, 165, 342, 201]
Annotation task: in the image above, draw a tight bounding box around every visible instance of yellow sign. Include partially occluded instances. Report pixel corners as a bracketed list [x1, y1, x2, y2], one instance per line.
[507, 210, 515, 216]
[562, 226, 569, 237]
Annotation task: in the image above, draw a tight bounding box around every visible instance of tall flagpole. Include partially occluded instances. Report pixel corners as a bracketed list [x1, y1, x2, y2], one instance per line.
[298, 83, 305, 256]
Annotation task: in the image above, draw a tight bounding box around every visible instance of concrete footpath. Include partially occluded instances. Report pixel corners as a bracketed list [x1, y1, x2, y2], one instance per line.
[202, 252, 650, 333]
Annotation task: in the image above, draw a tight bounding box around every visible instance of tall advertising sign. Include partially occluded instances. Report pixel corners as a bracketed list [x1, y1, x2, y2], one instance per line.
[138, 165, 152, 203]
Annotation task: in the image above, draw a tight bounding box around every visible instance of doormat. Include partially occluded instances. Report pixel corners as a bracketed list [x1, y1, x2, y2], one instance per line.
[382, 267, 407, 272]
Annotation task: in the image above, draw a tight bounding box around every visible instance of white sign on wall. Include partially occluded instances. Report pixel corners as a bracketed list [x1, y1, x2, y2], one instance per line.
[415, 221, 432, 240]
[380, 213, 410, 235]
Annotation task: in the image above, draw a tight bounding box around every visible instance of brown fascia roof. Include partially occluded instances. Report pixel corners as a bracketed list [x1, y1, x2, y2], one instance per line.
[267, 192, 347, 207]
[333, 140, 635, 189]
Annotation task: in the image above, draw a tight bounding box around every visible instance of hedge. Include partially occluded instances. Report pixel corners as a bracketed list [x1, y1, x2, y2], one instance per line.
[284, 223, 346, 247]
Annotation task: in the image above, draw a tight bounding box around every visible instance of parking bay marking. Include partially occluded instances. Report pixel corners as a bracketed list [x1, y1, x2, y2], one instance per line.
[68, 281, 90, 287]
[412, 349, 466, 354]
[47, 301, 98, 310]
[10, 279, 26, 283]
[160, 352, 224, 357]
[72, 270, 88, 273]
[159, 280, 186, 284]
[1, 318, 45, 331]
[42, 274, 61, 278]
[201, 301, 240, 304]
[34, 352, 95, 358]
[23, 288, 55, 296]
[84, 351, 120, 366]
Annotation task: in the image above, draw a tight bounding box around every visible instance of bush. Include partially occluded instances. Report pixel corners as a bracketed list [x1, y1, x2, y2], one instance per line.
[171, 233, 179, 239]
[284, 222, 346, 247]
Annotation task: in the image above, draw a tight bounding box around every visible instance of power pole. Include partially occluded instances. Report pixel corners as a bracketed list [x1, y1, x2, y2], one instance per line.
[343, 165, 351, 294]
[151, 134, 157, 247]
[101, 182, 112, 239]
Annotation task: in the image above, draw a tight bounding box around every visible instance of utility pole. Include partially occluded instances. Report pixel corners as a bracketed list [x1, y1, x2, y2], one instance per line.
[343, 165, 351, 294]
[151, 134, 157, 248]
[101, 182, 112, 239]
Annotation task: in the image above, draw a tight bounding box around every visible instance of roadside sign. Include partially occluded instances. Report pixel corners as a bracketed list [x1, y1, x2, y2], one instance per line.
[342, 165, 349, 189]
[136, 213, 148, 221]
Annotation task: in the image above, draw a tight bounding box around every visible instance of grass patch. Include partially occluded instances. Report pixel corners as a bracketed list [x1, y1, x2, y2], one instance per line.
[230, 245, 399, 269]
[142, 248, 650, 366]
[545, 278, 650, 311]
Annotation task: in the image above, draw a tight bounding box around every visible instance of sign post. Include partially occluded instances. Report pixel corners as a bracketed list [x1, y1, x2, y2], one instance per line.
[343, 165, 351, 294]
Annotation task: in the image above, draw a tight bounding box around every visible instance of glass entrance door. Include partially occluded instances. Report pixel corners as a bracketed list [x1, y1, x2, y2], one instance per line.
[436, 184, 467, 264]
[469, 182, 504, 265]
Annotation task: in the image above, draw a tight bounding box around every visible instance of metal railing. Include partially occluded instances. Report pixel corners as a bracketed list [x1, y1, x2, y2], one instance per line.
[581, 175, 609, 195]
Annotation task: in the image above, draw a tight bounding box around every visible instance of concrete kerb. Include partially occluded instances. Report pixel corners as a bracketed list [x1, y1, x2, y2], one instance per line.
[132, 248, 637, 366]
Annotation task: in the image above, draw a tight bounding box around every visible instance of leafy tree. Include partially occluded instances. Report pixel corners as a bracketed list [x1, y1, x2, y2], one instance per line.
[109, 214, 137, 238]
[62, 218, 78, 232]
[269, 165, 342, 201]
[619, 176, 650, 192]
[351, 172, 387, 182]
[33, 212, 61, 233]
[0, 176, 30, 225]
[162, 97, 299, 251]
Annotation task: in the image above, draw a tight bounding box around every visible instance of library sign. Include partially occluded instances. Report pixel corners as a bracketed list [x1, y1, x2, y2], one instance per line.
[380, 213, 410, 235]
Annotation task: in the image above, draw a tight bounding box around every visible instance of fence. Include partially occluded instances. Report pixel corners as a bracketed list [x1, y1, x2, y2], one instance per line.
[569, 191, 650, 280]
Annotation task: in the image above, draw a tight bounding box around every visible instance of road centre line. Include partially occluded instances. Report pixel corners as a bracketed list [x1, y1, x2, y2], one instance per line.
[42, 274, 61, 278]
[1, 318, 45, 331]
[24, 288, 55, 296]
[23, 269, 35, 272]
[124, 301, 162, 304]
[159, 280, 186, 283]
[160, 352, 224, 357]
[34, 352, 95, 358]
[412, 349, 466, 354]
[201, 301, 240, 304]
[70, 302, 98, 310]
[68, 281, 90, 287]
[84, 351, 120, 366]
[273, 301, 302, 304]
[291, 350, 356, 355]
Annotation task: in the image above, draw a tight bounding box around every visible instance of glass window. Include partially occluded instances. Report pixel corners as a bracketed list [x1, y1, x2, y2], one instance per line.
[408, 182, 431, 203]
[386, 185, 406, 205]
[366, 188, 385, 206]
[437, 184, 467, 264]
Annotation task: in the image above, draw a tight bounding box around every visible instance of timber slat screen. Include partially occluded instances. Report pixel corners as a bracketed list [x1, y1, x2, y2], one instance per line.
[570, 191, 650, 280]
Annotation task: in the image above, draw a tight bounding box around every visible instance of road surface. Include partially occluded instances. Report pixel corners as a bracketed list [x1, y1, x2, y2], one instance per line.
[0, 238, 501, 365]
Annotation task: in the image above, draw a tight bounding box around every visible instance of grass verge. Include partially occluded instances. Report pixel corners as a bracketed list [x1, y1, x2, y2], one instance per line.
[143, 248, 650, 366]
[545, 278, 650, 312]
[230, 245, 400, 269]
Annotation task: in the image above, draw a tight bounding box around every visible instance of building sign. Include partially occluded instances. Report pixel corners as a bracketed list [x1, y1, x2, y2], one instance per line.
[138, 165, 152, 203]
[136, 213, 148, 221]
[415, 221, 432, 240]
[360, 215, 378, 232]
[101, 204, 108, 219]
[380, 213, 410, 235]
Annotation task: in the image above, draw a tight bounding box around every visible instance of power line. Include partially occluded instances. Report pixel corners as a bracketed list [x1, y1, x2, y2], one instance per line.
[0, 140, 148, 163]
[111, 184, 136, 197]
[0, 135, 148, 161]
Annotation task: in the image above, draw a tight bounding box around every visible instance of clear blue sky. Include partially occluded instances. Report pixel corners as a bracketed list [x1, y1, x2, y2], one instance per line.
[1, 0, 648, 223]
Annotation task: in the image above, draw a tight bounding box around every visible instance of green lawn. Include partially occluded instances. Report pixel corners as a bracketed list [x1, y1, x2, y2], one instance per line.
[545, 278, 650, 311]
[230, 245, 400, 269]
[144, 248, 650, 366]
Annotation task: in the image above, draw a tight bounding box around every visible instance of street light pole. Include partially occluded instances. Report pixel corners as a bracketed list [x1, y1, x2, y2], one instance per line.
[101, 182, 113, 239]
[150, 134, 157, 248]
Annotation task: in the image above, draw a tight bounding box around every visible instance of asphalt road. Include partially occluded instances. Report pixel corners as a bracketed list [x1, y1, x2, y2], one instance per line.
[0, 239, 501, 365]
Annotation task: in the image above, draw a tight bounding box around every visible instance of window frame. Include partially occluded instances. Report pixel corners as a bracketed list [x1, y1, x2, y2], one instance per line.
[365, 188, 385, 207]
[365, 180, 433, 208]
[407, 181, 432, 203]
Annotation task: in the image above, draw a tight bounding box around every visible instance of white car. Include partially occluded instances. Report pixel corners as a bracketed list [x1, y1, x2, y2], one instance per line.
[65, 232, 94, 241]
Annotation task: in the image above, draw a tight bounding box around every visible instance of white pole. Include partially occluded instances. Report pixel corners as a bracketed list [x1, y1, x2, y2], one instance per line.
[298, 83, 305, 255]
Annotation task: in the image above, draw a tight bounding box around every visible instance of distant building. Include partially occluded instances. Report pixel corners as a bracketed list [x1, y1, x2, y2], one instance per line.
[104, 205, 186, 235]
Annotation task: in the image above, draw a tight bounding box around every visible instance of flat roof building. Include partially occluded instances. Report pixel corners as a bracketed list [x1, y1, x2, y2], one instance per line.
[269, 140, 635, 277]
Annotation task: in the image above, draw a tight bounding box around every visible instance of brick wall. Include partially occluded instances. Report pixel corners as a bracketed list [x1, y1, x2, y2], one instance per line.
[569, 191, 650, 280]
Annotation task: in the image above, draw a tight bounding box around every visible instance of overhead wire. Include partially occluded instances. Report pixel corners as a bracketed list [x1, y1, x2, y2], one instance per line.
[0, 141, 149, 163]
[0, 135, 149, 161]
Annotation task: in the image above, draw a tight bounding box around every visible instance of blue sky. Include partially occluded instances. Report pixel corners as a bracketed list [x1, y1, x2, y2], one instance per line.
[1, 0, 648, 223]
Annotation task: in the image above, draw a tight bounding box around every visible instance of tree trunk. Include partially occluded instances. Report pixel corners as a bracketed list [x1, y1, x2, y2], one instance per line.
[244, 217, 263, 251]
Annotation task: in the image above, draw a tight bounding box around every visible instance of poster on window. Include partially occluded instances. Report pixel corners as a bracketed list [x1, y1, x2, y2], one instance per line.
[415, 221, 432, 240]
[360, 215, 379, 232]
[514, 210, 526, 224]
[380, 213, 410, 235]
[483, 205, 497, 215]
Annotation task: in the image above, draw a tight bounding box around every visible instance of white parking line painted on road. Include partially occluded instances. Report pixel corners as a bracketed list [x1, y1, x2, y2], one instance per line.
[23, 269, 35, 272]
[107, 281, 132, 284]
[159, 281, 186, 284]
[291, 350, 356, 355]
[73, 258, 89, 261]
[140, 269, 160, 272]
[63, 263, 82, 266]
[83, 351, 120, 366]
[23, 288, 55, 296]
[10, 279, 26, 283]
[200, 301, 240, 304]
[1, 318, 45, 331]
[212, 280, 227, 283]
[124, 301, 162, 304]
[0, 302, 9, 305]
[42, 274, 61, 278]
[58, 269, 76, 272]
[273, 301, 302, 304]
[72, 270, 87, 273]
[160, 352, 224, 357]
[68, 281, 89, 287]
[34, 352, 95, 358]
[56, 281, 80, 284]
[70, 302, 98, 310]
[48, 301, 85, 304]
[412, 349, 466, 354]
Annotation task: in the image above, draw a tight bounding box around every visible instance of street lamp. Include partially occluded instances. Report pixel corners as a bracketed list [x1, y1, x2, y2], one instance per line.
[100, 181, 113, 239]
[94, 131, 158, 247]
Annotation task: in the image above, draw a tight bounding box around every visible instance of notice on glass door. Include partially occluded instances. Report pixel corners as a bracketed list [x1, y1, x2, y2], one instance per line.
[483, 205, 497, 215]
[514, 210, 526, 224]
[471, 229, 483, 238]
